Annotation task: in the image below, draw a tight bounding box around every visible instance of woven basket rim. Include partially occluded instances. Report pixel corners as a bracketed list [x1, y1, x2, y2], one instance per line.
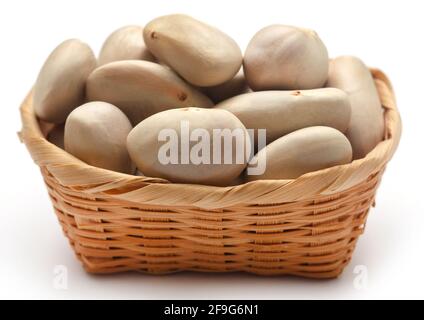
[19, 68, 401, 209]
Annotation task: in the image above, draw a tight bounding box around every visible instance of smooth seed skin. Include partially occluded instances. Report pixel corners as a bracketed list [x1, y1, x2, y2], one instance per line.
[244, 25, 329, 90]
[326, 56, 384, 159]
[64, 102, 134, 174]
[34, 39, 97, 123]
[98, 25, 155, 66]
[216, 88, 351, 144]
[86, 60, 213, 126]
[38, 120, 55, 138]
[47, 124, 65, 149]
[143, 14, 242, 87]
[127, 108, 250, 186]
[200, 69, 251, 103]
[246, 126, 352, 181]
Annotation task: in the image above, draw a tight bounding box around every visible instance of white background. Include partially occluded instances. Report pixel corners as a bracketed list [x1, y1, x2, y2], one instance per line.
[1, 0, 423, 300]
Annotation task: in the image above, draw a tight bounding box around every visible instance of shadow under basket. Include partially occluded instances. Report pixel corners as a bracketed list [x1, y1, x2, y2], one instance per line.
[19, 69, 401, 279]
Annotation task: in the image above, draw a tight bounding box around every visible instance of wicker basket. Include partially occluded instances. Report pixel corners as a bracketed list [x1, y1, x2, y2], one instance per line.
[19, 69, 401, 279]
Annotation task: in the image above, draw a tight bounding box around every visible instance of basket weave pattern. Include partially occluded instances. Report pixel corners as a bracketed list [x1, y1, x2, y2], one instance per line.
[20, 69, 401, 278]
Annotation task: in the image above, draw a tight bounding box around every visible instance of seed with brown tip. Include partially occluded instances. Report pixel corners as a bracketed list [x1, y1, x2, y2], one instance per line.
[178, 92, 188, 101]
